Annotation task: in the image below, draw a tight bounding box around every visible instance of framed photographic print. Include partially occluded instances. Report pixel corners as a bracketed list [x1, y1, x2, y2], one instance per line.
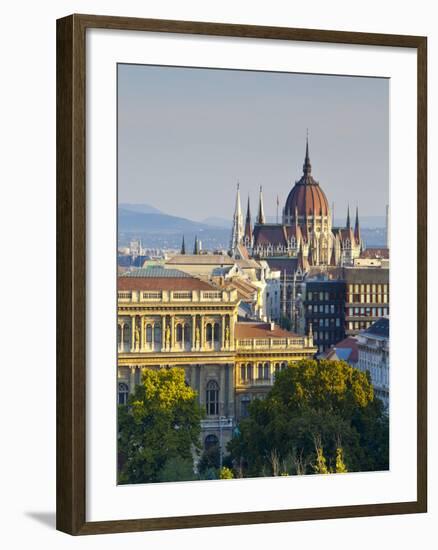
[56, 14, 427, 535]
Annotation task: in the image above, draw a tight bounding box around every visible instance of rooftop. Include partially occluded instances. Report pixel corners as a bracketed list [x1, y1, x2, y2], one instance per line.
[323, 336, 359, 363]
[364, 317, 389, 338]
[167, 254, 235, 266]
[235, 322, 300, 339]
[118, 267, 217, 291]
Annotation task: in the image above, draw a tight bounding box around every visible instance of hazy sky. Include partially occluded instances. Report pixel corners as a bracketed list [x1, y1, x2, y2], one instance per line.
[118, 64, 389, 222]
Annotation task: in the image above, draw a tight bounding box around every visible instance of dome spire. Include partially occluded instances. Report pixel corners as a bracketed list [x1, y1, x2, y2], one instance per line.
[303, 130, 312, 177]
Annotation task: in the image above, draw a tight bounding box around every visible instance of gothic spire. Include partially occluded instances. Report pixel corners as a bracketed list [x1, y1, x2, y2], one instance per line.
[244, 195, 252, 243]
[257, 185, 266, 224]
[181, 235, 186, 255]
[303, 132, 312, 177]
[346, 204, 351, 230]
[354, 206, 360, 242]
[230, 182, 244, 252]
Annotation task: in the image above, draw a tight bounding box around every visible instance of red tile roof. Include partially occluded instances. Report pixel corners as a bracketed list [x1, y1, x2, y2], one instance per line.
[118, 276, 216, 291]
[235, 322, 300, 339]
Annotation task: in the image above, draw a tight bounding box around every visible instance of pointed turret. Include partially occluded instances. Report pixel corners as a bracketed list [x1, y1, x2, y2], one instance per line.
[244, 195, 253, 244]
[346, 204, 351, 230]
[354, 206, 361, 243]
[230, 182, 244, 252]
[257, 186, 266, 224]
[180, 235, 186, 255]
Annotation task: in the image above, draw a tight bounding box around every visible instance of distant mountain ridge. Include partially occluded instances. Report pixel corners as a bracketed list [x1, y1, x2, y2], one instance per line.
[119, 203, 163, 215]
[118, 208, 225, 233]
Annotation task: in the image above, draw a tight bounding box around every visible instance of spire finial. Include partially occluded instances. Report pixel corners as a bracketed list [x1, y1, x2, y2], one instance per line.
[303, 131, 311, 176]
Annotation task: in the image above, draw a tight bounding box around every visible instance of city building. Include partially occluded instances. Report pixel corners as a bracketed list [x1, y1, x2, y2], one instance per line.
[117, 266, 316, 452]
[230, 138, 363, 267]
[301, 278, 346, 353]
[344, 266, 389, 336]
[356, 317, 389, 410]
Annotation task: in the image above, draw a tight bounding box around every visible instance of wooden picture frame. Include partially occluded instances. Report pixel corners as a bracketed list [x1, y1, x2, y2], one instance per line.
[56, 13, 427, 535]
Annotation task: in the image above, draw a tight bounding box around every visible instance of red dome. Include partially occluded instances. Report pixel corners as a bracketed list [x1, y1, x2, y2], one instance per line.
[284, 139, 329, 218]
[284, 179, 329, 217]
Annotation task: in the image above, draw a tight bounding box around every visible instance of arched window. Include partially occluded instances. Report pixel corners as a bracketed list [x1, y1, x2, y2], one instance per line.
[204, 434, 219, 451]
[258, 363, 263, 379]
[118, 382, 129, 405]
[206, 380, 219, 416]
[206, 323, 213, 343]
[213, 322, 220, 343]
[240, 365, 246, 382]
[146, 324, 153, 344]
[263, 363, 270, 380]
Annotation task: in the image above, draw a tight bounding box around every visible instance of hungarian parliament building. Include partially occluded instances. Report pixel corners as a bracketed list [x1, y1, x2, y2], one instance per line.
[230, 138, 363, 269]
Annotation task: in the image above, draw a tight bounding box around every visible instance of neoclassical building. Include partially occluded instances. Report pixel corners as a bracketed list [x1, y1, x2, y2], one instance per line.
[230, 138, 364, 267]
[117, 266, 317, 450]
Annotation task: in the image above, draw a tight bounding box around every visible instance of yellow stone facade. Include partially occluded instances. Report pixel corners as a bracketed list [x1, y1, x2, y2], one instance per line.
[117, 285, 317, 449]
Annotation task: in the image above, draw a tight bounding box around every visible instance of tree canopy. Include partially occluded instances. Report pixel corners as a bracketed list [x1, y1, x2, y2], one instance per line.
[118, 368, 202, 484]
[228, 359, 388, 477]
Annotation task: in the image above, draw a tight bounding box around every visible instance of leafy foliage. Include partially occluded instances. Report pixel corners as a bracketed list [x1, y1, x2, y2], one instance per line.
[118, 368, 202, 484]
[228, 359, 388, 477]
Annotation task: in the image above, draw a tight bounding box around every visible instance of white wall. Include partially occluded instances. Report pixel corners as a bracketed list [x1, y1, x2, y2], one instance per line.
[0, 0, 435, 548]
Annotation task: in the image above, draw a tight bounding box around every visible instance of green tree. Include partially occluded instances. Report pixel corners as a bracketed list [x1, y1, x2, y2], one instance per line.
[219, 466, 234, 479]
[118, 368, 202, 484]
[228, 359, 388, 477]
[334, 447, 348, 473]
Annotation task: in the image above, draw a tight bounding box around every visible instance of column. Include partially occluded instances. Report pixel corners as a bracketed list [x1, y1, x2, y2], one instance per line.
[141, 316, 145, 352]
[119, 323, 124, 352]
[171, 315, 175, 351]
[191, 315, 196, 351]
[131, 316, 135, 352]
[221, 315, 225, 350]
[161, 315, 167, 352]
[229, 314, 235, 350]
